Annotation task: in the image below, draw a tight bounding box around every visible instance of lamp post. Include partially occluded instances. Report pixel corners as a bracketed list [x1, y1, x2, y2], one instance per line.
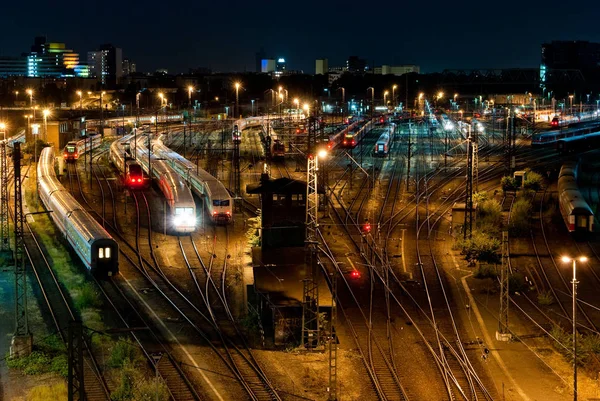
[384, 91, 389, 108]
[42, 109, 50, 143]
[367, 87, 374, 119]
[31, 123, 40, 163]
[561, 255, 587, 401]
[188, 86, 194, 107]
[251, 99, 255, 117]
[234, 82, 241, 118]
[100, 91, 105, 136]
[569, 95, 574, 115]
[294, 98, 299, 120]
[77, 90, 83, 112]
[14, 91, 18, 102]
[392, 84, 398, 109]
[26, 89, 34, 120]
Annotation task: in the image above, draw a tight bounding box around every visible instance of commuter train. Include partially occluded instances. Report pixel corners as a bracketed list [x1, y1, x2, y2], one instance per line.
[558, 161, 594, 233]
[63, 133, 103, 162]
[153, 136, 233, 224]
[38, 146, 118, 276]
[135, 135, 197, 233]
[557, 132, 600, 154]
[532, 123, 600, 146]
[373, 124, 396, 156]
[109, 135, 146, 189]
[272, 139, 285, 159]
[232, 126, 242, 143]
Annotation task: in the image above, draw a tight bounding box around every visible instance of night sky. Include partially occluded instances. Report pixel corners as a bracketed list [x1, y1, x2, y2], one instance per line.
[1, 0, 599, 74]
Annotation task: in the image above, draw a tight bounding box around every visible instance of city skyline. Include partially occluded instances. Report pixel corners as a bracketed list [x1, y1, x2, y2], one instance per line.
[2, 0, 600, 74]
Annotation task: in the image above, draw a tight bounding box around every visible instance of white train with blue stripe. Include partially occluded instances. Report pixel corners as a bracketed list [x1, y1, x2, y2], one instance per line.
[153, 136, 233, 223]
[134, 135, 197, 233]
[37, 147, 118, 276]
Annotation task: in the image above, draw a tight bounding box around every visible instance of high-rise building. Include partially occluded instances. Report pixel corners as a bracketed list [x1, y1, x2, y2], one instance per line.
[276, 58, 286, 73]
[88, 44, 123, 86]
[26, 37, 81, 78]
[315, 59, 328, 75]
[122, 58, 136, 76]
[347, 56, 367, 73]
[261, 59, 276, 73]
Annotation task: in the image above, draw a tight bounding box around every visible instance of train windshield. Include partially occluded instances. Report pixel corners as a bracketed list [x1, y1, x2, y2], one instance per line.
[213, 200, 230, 206]
[67, 146, 76, 153]
[129, 164, 142, 176]
[175, 207, 195, 216]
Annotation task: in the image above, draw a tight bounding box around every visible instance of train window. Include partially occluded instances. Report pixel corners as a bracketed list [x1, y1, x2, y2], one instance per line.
[212, 200, 230, 206]
[105, 247, 111, 258]
[577, 216, 587, 228]
[99, 248, 104, 259]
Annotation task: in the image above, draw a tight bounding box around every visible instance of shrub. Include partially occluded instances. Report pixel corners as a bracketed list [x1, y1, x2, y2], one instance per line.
[523, 169, 544, 192]
[74, 282, 102, 310]
[111, 360, 137, 401]
[473, 264, 498, 279]
[537, 291, 554, 306]
[109, 340, 141, 368]
[456, 230, 501, 265]
[477, 199, 503, 233]
[26, 382, 68, 401]
[501, 176, 517, 192]
[509, 198, 532, 237]
[134, 377, 170, 401]
[508, 272, 527, 294]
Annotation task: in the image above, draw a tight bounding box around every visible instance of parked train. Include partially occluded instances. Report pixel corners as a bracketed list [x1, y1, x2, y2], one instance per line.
[63, 133, 103, 162]
[558, 161, 594, 233]
[38, 146, 119, 276]
[134, 135, 197, 233]
[153, 136, 233, 224]
[374, 124, 396, 156]
[556, 131, 600, 154]
[109, 135, 146, 189]
[272, 139, 285, 159]
[532, 123, 600, 146]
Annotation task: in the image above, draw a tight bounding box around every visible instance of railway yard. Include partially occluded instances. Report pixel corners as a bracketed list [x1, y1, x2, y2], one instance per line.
[3, 107, 600, 401]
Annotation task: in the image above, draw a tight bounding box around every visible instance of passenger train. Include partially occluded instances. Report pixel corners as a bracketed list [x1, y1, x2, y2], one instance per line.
[63, 134, 103, 162]
[531, 123, 600, 146]
[38, 146, 119, 276]
[109, 135, 146, 189]
[374, 124, 396, 156]
[135, 135, 197, 233]
[153, 136, 233, 223]
[558, 161, 594, 234]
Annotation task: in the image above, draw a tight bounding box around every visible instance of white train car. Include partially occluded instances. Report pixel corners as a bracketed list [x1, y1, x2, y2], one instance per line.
[153, 137, 233, 224]
[135, 135, 197, 233]
[38, 147, 118, 276]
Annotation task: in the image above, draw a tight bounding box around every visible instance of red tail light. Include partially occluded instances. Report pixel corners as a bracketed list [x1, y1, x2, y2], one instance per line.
[352, 140, 355, 145]
[137, 178, 142, 182]
[130, 178, 135, 183]
[351, 271, 360, 279]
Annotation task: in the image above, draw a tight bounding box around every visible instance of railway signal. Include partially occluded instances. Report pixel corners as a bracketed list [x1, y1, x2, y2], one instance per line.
[362, 221, 371, 234]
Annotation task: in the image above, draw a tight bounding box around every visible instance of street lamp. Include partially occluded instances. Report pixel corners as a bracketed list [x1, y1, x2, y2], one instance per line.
[42, 109, 50, 142]
[384, 91, 389, 107]
[26, 89, 34, 120]
[76, 91, 83, 112]
[251, 99, 255, 116]
[188, 86, 194, 107]
[158, 92, 165, 108]
[234, 82, 241, 118]
[293, 98, 299, 119]
[392, 84, 398, 109]
[561, 255, 587, 401]
[569, 95, 574, 115]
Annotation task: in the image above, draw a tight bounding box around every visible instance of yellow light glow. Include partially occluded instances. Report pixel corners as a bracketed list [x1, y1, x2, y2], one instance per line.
[235, 82, 240, 90]
[26, 89, 33, 95]
[393, 84, 398, 89]
[317, 149, 328, 159]
[43, 109, 50, 117]
[419, 93, 424, 99]
[0, 122, 6, 130]
[561, 256, 571, 263]
[580, 256, 588, 263]
[303, 103, 309, 111]
[76, 90, 82, 97]
[188, 86, 194, 93]
[293, 98, 299, 105]
[384, 91, 389, 96]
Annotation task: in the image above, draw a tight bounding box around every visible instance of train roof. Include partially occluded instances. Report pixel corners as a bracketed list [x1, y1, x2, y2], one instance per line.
[557, 131, 600, 143]
[559, 190, 594, 214]
[134, 138, 195, 207]
[152, 139, 231, 201]
[38, 147, 114, 242]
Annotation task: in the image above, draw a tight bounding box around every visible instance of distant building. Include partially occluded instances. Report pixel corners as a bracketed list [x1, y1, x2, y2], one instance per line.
[26, 37, 81, 78]
[0, 56, 26, 77]
[379, 64, 420, 76]
[315, 58, 328, 75]
[261, 59, 276, 73]
[347, 56, 367, 73]
[122, 58, 136, 76]
[276, 58, 286, 73]
[88, 44, 123, 86]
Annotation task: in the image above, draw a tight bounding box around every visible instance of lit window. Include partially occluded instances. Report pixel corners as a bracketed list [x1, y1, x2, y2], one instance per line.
[105, 247, 111, 258]
[99, 248, 104, 258]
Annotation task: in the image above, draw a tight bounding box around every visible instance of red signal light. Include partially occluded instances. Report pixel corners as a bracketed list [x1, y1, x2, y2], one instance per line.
[350, 270, 360, 279]
[362, 222, 371, 233]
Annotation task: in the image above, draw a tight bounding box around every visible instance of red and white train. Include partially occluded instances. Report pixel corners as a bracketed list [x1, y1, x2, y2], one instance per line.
[63, 133, 103, 162]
